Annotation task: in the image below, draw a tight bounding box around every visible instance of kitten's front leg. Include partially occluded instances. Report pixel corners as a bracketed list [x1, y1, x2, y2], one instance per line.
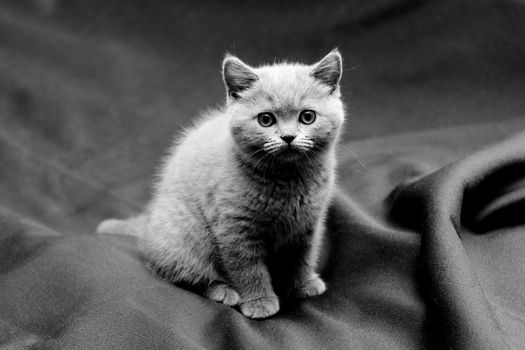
[294, 271, 327, 298]
[218, 233, 279, 319]
[291, 224, 327, 299]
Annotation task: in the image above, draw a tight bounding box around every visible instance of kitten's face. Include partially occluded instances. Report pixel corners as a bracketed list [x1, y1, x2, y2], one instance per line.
[224, 51, 345, 165]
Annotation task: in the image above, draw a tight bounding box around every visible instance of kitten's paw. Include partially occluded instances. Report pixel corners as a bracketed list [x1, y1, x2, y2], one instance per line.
[294, 276, 327, 298]
[205, 283, 240, 306]
[240, 296, 280, 319]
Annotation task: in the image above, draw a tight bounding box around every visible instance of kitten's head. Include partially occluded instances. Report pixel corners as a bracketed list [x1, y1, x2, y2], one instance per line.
[223, 50, 345, 166]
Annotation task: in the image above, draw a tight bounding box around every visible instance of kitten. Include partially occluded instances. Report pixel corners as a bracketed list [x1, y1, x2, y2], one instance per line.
[97, 49, 345, 319]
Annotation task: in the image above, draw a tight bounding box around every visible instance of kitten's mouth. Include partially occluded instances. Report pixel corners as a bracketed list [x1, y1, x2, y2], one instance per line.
[271, 145, 304, 160]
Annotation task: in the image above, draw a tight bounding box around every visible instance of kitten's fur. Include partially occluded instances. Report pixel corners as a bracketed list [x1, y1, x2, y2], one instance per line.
[97, 50, 345, 319]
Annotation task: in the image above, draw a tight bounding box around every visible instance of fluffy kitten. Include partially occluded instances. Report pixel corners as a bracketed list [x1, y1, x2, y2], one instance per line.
[97, 49, 345, 319]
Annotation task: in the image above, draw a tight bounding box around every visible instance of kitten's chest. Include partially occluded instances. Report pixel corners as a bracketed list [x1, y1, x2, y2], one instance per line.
[247, 174, 331, 235]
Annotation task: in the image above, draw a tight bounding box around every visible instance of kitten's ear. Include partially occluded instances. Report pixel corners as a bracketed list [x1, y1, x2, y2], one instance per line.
[222, 55, 259, 100]
[310, 49, 343, 93]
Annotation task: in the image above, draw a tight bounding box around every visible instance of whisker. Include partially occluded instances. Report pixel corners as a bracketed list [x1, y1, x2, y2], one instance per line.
[338, 143, 367, 171]
[264, 144, 284, 153]
[263, 141, 280, 149]
[250, 151, 273, 177]
[243, 148, 267, 159]
[293, 142, 313, 149]
[310, 143, 363, 174]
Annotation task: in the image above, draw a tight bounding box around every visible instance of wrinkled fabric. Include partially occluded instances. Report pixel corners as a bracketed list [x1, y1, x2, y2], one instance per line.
[1, 1, 525, 349]
[390, 130, 525, 349]
[1, 122, 525, 350]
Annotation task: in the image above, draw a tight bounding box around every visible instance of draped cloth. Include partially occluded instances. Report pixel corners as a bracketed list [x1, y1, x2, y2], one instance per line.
[1, 123, 524, 349]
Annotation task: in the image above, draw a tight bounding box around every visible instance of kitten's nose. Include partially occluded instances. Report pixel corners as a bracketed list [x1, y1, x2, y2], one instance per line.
[281, 135, 296, 144]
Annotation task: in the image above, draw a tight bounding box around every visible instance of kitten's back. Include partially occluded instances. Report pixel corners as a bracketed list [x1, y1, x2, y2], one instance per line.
[159, 111, 232, 185]
[97, 110, 231, 237]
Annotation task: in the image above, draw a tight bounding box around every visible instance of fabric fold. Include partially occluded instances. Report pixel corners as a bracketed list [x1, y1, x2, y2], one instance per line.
[390, 130, 525, 350]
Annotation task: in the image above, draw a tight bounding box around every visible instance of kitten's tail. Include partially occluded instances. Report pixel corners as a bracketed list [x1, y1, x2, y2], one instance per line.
[96, 215, 146, 237]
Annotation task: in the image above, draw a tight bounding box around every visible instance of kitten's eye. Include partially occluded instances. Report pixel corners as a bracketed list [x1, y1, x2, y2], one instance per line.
[257, 112, 276, 127]
[299, 110, 316, 125]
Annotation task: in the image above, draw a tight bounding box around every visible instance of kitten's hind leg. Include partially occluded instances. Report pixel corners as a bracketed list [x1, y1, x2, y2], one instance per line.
[204, 282, 241, 306]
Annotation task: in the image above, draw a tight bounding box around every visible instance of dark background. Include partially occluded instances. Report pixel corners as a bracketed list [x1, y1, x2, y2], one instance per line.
[1, 0, 524, 233]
